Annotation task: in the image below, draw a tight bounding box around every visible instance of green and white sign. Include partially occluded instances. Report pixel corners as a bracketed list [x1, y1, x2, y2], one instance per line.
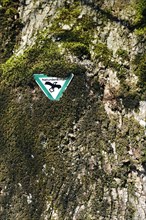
[33, 74, 74, 101]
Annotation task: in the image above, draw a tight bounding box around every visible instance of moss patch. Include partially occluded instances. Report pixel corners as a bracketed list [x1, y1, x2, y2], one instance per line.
[116, 48, 129, 61]
[0, 19, 89, 217]
[0, 31, 86, 87]
[93, 42, 112, 65]
[132, 53, 146, 99]
[63, 42, 90, 59]
[49, 2, 97, 60]
[133, 0, 146, 25]
[0, 0, 22, 63]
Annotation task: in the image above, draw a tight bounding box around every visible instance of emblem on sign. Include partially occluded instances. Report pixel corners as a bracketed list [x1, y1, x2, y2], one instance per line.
[33, 74, 74, 101]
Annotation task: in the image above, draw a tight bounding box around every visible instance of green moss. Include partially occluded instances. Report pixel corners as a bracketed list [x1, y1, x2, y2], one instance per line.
[130, 0, 146, 35]
[135, 26, 146, 35]
[0, 31, 87, 87]
[1, 0, 13, 6]
[56, 3, 81, 24]
[0, 0, 22, 63]
[50, 3, 95, 47]
[133, 0, 146, 25]
[116, 49, 129, 61]
[0, 21, 88, 218]
[133, 53, 146, 82]
[116, 116, 145, 157]
[93, 42, 112, 65]
[117, 86, 140, 109]
[50, 3, 81, 35]
[63, 42, 90, 59]
[107, 56, 143, 109]
[1, 3, 96, 84]
[0, 64, 87, 219]
[132, 53, 146, 99]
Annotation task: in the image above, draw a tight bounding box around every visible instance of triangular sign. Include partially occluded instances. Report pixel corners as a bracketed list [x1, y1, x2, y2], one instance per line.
[33, 74, 74, 101]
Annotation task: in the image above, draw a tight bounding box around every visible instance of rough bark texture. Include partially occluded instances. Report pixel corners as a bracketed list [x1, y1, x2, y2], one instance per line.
[0, 0, 146, 219]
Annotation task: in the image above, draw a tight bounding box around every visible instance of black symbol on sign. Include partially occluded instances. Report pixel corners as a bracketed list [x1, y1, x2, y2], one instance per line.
[45, 81, 61, 92]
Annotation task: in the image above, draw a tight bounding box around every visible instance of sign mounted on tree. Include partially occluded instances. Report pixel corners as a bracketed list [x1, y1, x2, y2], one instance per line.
[33, 74, 74, 101]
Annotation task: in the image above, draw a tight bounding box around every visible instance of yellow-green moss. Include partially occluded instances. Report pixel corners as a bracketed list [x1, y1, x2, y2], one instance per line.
[132, 53, 146, 99]
[134, 26, 146, 35]
[133, 0, 146, 25]
[49, 2, 95, 54]
[0, 30, 86, 87]
[93, 42, 112, 65]
[63, 42, 90, 59]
